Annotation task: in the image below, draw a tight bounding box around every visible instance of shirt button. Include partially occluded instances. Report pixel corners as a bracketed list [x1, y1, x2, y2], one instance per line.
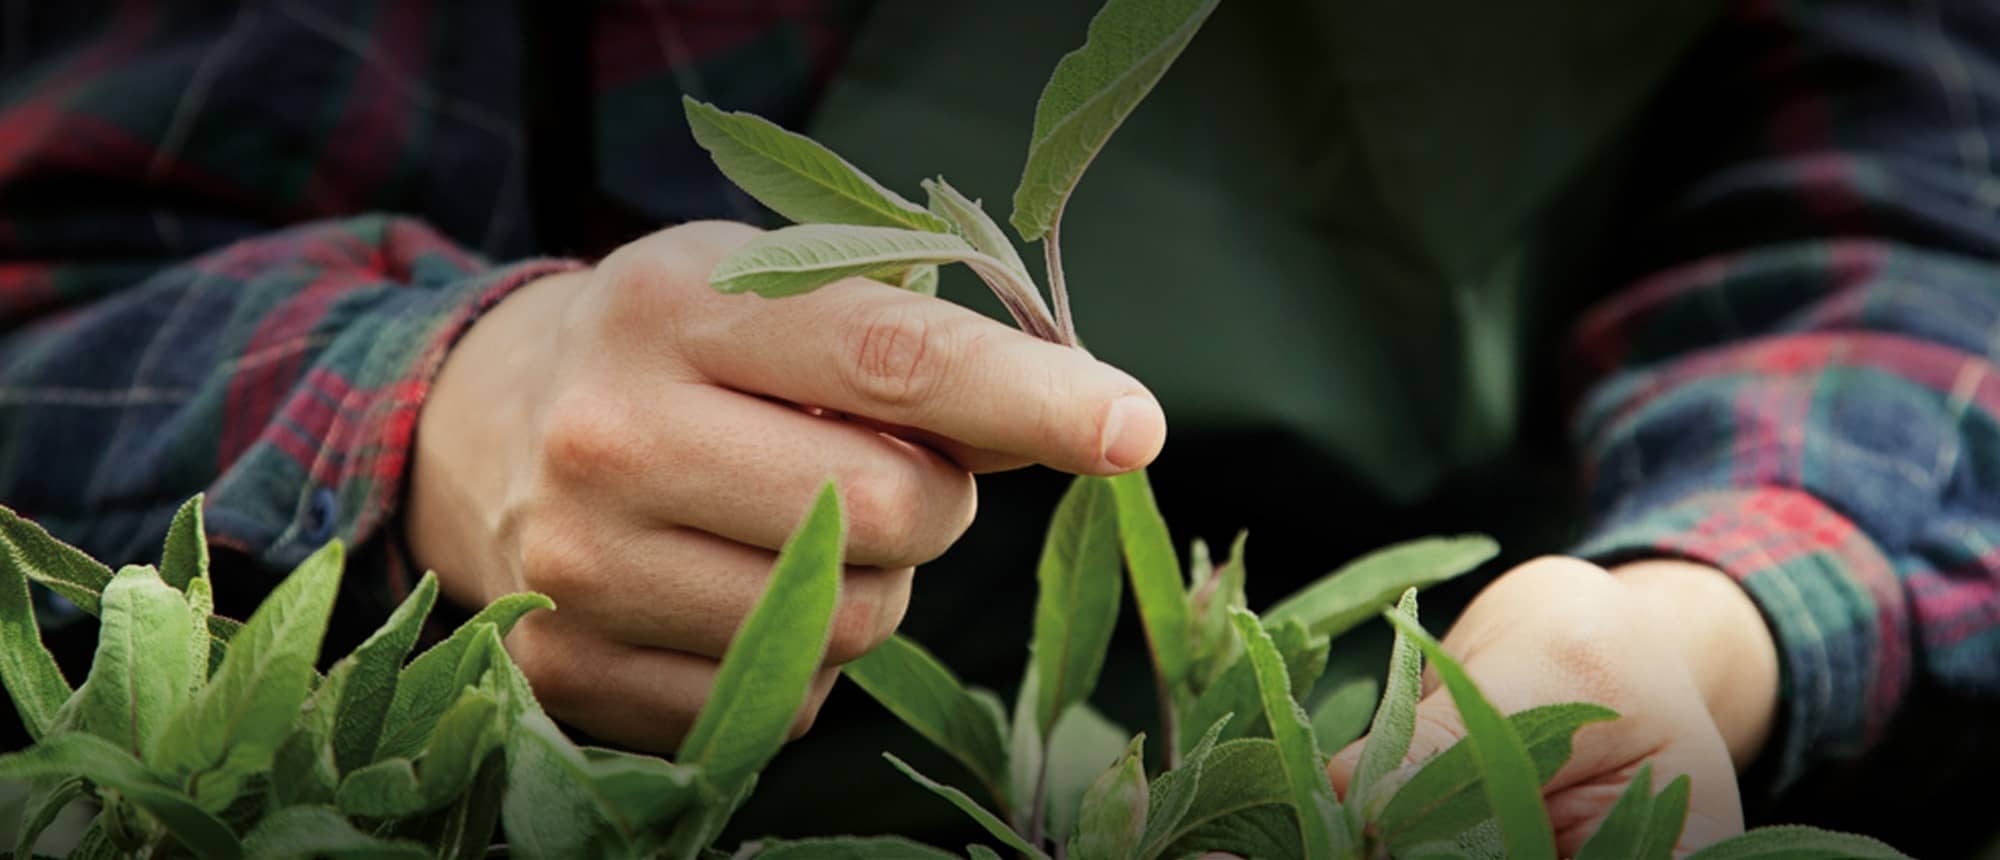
[304, 487, 338, 543]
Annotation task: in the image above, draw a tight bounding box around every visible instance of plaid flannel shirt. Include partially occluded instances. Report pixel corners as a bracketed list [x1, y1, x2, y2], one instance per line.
[0, 0, 1994, 803]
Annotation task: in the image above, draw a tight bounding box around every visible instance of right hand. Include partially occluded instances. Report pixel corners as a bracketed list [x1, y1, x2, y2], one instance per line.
[405, 220, 1166, 752]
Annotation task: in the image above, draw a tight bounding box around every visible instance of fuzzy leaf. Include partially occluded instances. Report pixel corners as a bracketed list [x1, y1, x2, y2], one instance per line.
[76, 566, 195, 760]
[376, 590, 552, 759]
[1185, 618, 1326, 751]
[1229, 608, 1347, 860]
[1108, 470, 1192, 692]
[1007, 664, 1043, 833]
[0, 505, 112, 614]
[900, 264, 940, 296]
[1383, 610, 1556, 860]
[1353, 588, 1423, 809]
[0, 521, 73, 740]
[1685, 826, 1912, 859]
[14, 775, 85, 859]
[270, 727, 338, 807]
[679, 481, 845, 793]
[683, 97, 948, 232]
[155, 540, 344, 811]
[160, 494, 208, 592]
[1070, 735, 1148, 860]
[886, 753, 1048, 859]
[1033, 476, 1123, 737]
[0, 732, 241, 859]
[1158, 802, 1300, 860]
[329, 571, 438, 772]
[504, 709, 701, 859]
[967, 846, 1004, 860]
[1187, 530, 1248, 691]
[710, 224, 1008, 298]
[1309, 676, 1379, 754]
[1138, 715, 1230, 857]
[1377, 703, 1618, 847]
[241, 806, 428, 859]
[1264, 535, 1498, 638]
[924, 177, 1033, 283]
[335, 686, 503, 818]
[184, 577, 214, 689]
[1010, 0, 1222, 241]
[1575, 763, 1658, 860]
[1145, 738, 1290, 855]
[843, 633, 1010, 804]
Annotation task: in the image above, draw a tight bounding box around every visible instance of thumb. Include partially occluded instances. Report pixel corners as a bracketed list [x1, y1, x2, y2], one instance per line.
[1325, 690, 1468, 803]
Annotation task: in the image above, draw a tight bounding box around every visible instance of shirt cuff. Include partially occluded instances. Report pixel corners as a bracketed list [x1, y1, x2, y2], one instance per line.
[1572, 487, 1912, 797]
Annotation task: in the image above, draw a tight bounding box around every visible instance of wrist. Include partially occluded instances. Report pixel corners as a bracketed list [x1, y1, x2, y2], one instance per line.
[1609, 558, 1780, 770]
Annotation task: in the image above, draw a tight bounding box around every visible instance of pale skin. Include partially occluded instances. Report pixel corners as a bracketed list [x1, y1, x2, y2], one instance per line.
[408, 220, 1781, 851]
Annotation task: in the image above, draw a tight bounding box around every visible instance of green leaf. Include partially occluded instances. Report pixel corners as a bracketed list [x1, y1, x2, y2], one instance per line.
[1574, 763, 1657, 860]
[1108, 470, 1192, 692]
[377, 590, 552, 760]
[682, 96, 949, 232]
[750, 837, 964, 859]
[1383, 610, 1556, 860]
[270, 727, 338, 807]
[1032, 476, 1123, 738]
[14, 775, 85, 859]
[1264, 535, 1499, 638]
[1352, 588, 1422, 810]
[1228, 608, 1346, 860]
[185, 576, 214, 689]
[1041, 702, 1131, 844]
[1641, 774, 1692, 859]
[328, 571, 438, 773]
[0, 732, 242, 859]
[885, 753, 1048, 860]
[1009, 0, 1222, 241]
[1685, 826, 1913, 860]
[504, 709, 701, 859]
[335, 686, 503, 818]
[710, 224, 1008, 298]
[240, 806, 428, 859]
[160, 494, 208, 592]
[1187, 530, 1248, 692]
[924, 177, 1034, 284]
[1007, 664, 1043, 833]
[0, 519, 73, 741]
[1185, 618, 1325, 751]
[397, 748, 507, 860]
[75, 566, 195, 760]
[1376, 703, 1618, 847]
[967, 845, 1004, 860]
[0, 505, 113, 615]
[1146, 738, 1290, 855]
[1158, 802, 1300, 860]
[842, 633, 1010, 805]
[155, 540, 344, 812]
[1308, 676, 1379, 755]
[660, 774, 756, 860]
[900, 264, 940, 297]
[679, 481, 845, 793]
[1070, 734, 1148, 860]
[1138, 715, 1230, 857]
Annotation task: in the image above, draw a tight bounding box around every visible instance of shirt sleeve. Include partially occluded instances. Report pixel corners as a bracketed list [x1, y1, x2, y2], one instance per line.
[1569, 0, 2000, 796]
[0, 216, 577, 607]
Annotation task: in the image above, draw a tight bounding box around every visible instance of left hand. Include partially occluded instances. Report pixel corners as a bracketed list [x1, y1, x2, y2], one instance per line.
[1324, 556, 1780, 854]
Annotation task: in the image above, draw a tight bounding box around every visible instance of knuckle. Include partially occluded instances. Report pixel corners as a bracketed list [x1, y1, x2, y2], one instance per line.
[514, 518, 596, 606]
[506, 622, 577, 711]
[841, 466, 925, 562]
[538, 391, 638, 486]
[845, 305, 949, 409]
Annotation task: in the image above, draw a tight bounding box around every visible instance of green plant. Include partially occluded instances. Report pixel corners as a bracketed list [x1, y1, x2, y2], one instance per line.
[0, 1, 1925, 858]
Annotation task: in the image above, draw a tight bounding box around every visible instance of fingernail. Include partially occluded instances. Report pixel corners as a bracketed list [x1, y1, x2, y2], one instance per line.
[1100, 395, 1155, 470]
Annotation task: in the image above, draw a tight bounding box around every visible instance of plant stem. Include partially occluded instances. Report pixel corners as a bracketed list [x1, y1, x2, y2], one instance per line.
[1027, 750, 1052, 849]
[1043, 219, 1079, 347]
[1157, 674, 1181, 770]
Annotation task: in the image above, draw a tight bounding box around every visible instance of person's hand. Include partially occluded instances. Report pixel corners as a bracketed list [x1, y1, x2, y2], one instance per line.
[1326, 556, 1780, 855]
[405, 220, 1166, 752]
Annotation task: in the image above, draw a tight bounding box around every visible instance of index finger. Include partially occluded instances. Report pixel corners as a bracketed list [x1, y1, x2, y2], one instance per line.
[676, 274, 1167, 476]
